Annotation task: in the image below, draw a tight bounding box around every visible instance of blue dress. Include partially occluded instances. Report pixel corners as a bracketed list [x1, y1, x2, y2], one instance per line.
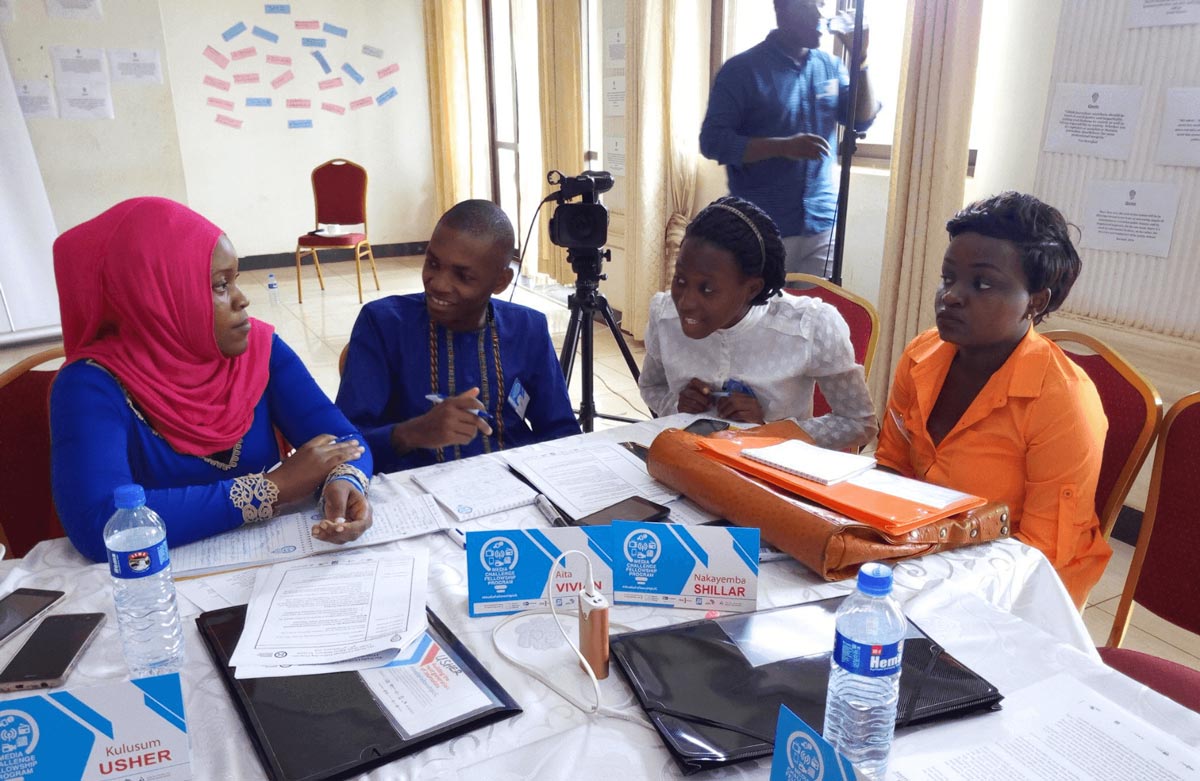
[336, 293, 580, 472]
[50, 334, 372, 562]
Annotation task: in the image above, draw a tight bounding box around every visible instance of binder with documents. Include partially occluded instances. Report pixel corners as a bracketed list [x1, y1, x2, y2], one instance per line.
[610, 597, 1003, 774]
[196, 605, 520, 781]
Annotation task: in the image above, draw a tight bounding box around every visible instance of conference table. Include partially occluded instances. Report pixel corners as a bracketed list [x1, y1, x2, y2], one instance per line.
[3, 413, 1198, 779]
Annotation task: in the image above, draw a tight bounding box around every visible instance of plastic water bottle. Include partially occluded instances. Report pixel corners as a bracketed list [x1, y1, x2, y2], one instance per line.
[823, 562, 906, 781]
[104, 484, 184, 678]
[267, 272, 281, 304]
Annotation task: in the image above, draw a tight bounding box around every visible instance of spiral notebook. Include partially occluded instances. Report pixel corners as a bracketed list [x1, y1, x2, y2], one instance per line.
[740, 440, 876, 485]
[411, 459, 537, 521]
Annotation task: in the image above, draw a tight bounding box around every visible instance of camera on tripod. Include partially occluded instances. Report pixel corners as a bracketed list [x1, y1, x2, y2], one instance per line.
[546, 170, 613, 250]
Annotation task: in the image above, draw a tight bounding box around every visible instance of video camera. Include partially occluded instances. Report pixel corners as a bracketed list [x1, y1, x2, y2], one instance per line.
[546, 170, 613, 250]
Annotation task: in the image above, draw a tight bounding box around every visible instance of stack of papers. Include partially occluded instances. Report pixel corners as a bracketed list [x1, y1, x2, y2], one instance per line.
[412, 459, 538, 521]
[740, 440, 876, 485]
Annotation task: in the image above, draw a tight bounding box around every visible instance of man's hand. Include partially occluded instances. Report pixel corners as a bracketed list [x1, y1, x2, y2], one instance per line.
[678, 377, 714, 414]
[716, 392, 765, 424]
[312, 478, 373, 544]
[391, 388, 492, 454]
[782, 133, 832, 160]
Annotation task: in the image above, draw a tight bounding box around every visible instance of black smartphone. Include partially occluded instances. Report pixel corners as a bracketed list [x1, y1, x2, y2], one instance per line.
[683, 418, 731, 436]
[574, 496, 671, 527]
[0, 612, 106, 692]
[0, 588, 65, 647]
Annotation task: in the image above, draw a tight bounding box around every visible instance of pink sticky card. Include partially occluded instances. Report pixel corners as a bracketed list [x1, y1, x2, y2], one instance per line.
[233, 72, 260, 84]
[266, 54, 292, 66]
[318, 77, 343, 90]
[230, 47, 257, 61]
[271, 70, 295, 89]
[321, 102, 346, 115]
[295, 20, 319, 30]
[377, 63, 399, 79]
[203, 45, 230, 70]
[206, 97, 235, 110]
[286, 98, 312, 109]
[203, 75, 231, 91]
[350, 96, 373, 110]
[215, 114, 243, 129]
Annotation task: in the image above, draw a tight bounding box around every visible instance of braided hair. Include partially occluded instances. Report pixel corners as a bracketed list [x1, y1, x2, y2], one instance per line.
[683, 196, 786, 305]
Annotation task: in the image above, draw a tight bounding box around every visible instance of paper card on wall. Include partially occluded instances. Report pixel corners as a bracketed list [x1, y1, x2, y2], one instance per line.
[376, 86, 397, 106]
[350, 96, 373, 110]
[245, 96, 271, 107]
[1043, 83, 1143, 160]
[233, 72, 260, 84]
[264, 3, 290, 13]
[215, 113, 242, 129]
[265, 54, 291, 66]
[1127, 0, 1200, 28]
[362, 45, 384, 58]
[270, 69, 294, 89]
[1155, 87, 1200, 167]
[295, 19, 319, 30]
[222, 21, 247, 41]
[288, 118, 312, 129]
[466, 526, 614, 616]
[323, 22, 348, 37]
[14, 79, 56, 118]
[604, 75, 625, 117]
[605, 27, 626, 68]
[251, 25, 279, 43]
[318, 77, 343, 90]
[611, 521, 760, 612]
[311, 50, 332, 73]
[203, 74, 231, 91]
[377, 62, 399, 79]
[342, 63, 364, 84]
[206, 96, 234, 111]
[50, 45, 105, 84]
[56, 79, 113, 119]
[202, 44, 229, 69]
[0, 0, 14, 23]
[605, 136, 626, 175]
[107, 48, 162, 84]
[322, 102, 345, 115]
[285, 98, 310, 108]
[45, 0, 102, 21]
[1080, 180, 1182, 258]
[302, 37, 327, 48]
[230, 46, 257, 61]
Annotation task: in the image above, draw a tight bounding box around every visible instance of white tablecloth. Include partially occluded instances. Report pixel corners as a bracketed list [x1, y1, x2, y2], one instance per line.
[3, 415, 1197, 779]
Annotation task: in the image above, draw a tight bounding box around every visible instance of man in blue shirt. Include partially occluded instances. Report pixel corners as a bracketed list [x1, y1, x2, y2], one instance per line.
[700, 0, 879, 277]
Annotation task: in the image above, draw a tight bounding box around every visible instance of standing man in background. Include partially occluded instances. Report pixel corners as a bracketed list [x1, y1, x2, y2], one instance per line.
[700, 0, 880, 277]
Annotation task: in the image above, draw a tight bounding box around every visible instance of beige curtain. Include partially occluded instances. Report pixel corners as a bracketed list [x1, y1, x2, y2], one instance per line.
[537, 0, 585, 284]
[870, 0, 984, 407]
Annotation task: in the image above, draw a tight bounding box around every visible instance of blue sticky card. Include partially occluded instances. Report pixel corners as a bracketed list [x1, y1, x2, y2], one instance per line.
[264, 3, 290, 13]
[466, 527, 613, 616]
[245, 97, 272, 107]
[770, 705, 861, 781]
[341, 62, 364, 84]
[288, 119, 313, 129]
[723, 377, 756, 397]
[376, 86, 398, 106]
[311, 50, 332, 74]
[251, 25, 279, 43]
[323, 22, 349, 37]
[611, 521, 760, 611]
[507, 377, 530, 419]
[222, 21, 247, 41]
[302, 37, 327, 48]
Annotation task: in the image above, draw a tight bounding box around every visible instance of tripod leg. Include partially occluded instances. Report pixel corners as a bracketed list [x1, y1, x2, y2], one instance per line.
[597, 301, 641, 382]
[559, 304, 582, 384]
[579, 307, 596, 433]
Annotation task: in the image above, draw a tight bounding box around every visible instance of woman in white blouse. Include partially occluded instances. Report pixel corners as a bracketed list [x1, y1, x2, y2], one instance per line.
[638, 196, 877, 450]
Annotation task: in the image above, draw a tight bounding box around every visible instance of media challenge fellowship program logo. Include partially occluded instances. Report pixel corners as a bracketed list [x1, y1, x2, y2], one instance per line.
[623, 529, 661, 585]
[0, 710, 39, 777]
[480, 536, 520, 593]
[785, 730, 823, 781]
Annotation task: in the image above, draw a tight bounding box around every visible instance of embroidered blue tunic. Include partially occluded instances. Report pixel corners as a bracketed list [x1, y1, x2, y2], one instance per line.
[50, 334, 372, 562]
[336, 293, 580, 473]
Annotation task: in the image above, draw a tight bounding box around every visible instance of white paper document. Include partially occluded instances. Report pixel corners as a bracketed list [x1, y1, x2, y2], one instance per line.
[171, 494, 445, 576]
[604, 75, 625, 116]
[360, 640, 493, 738]
[14, 79, 56, 118]
[1156, 87, 1200, 167]
[55, 79, 113, 119]
[1080, 180, 1181, 257]
[891, 673, 1199, 780]
[175, 568, 258, 614]
[51, 45, 106, 83]
[46, 0, 102, 20]
[504, 441, 679, 521]
[1043, 83, 1143, 160]
[847, 469, 975, 510]
[230, 550, 429, 674]
[107, 48, 162, 84]
[411, 459, 536, 521]
[606, 136, 627, 175]
[1127, 0, 1200, 28]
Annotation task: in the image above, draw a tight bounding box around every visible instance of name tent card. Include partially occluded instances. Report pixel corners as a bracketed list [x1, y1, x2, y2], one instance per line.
[611, 521, 759, 612]
[770, 704, 859, 781]
[466, 527, 613, 616]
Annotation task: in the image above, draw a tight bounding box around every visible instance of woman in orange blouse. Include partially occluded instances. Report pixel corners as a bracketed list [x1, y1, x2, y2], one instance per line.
[875, 192, 1110, 608]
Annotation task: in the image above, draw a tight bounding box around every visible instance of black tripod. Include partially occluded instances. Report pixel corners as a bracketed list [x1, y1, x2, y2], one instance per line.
[558, 247, 643, 433]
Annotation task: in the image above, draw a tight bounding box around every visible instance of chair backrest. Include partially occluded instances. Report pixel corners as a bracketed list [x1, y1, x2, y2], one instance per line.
[1106, 391, 1200, 647]
[0, 346, 68, 557]
[783, 273, 879, 416]
[1042, 330, 1162, 539]
[311, 158, 368, 228]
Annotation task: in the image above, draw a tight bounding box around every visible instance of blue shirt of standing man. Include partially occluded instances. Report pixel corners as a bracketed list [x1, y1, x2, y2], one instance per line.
[700, 0, 880, 277]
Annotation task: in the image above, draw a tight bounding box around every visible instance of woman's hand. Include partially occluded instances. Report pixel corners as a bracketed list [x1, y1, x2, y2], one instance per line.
[716, 392, 765, 424]
[270, 434, 364, 504]
[312, 478, 373, 544]
[678, 378, 714, 414]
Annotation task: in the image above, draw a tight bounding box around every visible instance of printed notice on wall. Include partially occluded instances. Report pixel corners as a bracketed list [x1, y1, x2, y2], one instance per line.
[51, 45, 113, 119]
[1156, 87, 1200, 167]
[606, 27, 626, 69]
[1043, 83, 1142, 160]
[14, 79, 57, 118]
[107, 48, 162, 84]
[46, 0, 103, 20]
[1127, 0, 1200, 28]
[1080, 181, 1181, 258]
[606, 136, 626, 175]
[604, 75, 625, 117]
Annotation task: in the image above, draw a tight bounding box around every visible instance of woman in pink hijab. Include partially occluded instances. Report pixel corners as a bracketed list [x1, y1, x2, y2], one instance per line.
[50, 197, 372, 561]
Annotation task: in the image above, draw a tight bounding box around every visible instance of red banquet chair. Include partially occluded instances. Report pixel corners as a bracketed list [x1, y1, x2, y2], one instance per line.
[783, 273, 879, 417]
[295, 158, 380, 304]
[0, 346, 68, 557]
[1099, 391, 1200, 712]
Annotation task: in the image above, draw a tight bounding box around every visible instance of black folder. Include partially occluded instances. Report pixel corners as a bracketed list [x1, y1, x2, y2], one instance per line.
[196, 605, 520, 781]
[610, 596, 1002, 774]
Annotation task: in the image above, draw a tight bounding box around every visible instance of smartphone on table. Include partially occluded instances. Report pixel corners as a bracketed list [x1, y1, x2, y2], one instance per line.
[0, 588, 65, 648]
[574, 496, 671, 527]
[0, 612, 106, 692]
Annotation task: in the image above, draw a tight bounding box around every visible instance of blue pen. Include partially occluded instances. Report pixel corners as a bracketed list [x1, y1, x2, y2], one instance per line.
[425, 393, 495, 423]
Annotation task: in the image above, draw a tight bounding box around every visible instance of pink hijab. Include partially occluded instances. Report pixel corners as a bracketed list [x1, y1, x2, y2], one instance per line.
[54, 197, 274, 456]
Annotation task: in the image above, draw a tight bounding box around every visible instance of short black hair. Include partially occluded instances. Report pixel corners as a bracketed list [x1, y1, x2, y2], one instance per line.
[684, 196, 785, 306]
[947, 191, 1082, 324]
[436, 199, 516, 269]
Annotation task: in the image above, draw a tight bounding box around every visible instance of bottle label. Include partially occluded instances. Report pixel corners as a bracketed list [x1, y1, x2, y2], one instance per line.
[107, 540, 170, 579]
[832, 631, 902, 677]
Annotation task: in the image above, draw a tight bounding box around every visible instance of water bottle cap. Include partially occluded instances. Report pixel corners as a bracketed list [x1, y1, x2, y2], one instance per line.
[856, 562, 893, 596]
[113, 483, 146, 509]
[268, 272, 276, 278]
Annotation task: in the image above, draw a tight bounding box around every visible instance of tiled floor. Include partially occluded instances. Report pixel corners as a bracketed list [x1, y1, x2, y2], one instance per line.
[5, 254, 1197, 672]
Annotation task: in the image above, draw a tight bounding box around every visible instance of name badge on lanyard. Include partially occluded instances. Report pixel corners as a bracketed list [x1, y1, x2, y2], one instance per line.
[507, 377, 530, 420]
